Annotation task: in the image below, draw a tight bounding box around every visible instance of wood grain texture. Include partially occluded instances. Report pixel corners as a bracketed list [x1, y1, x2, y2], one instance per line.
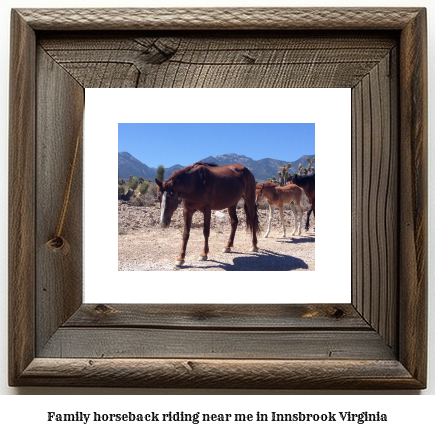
[8, 10, 36, 386]
[35, 48, 84, 353]
[38, 328, 395, 360]
[17, 358, 420, 389]
[8, 8, 427, 389]
[398, 9, 428, 386]
[382, 47, 399, 349]
[65, 304, 368, 329]
[351, 51, 398, 351]
[16, 8, 422, 31]
[39, 33, 396, 88]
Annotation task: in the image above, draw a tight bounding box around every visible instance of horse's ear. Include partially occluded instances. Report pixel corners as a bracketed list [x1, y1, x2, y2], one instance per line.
[155, 178, 163, 189]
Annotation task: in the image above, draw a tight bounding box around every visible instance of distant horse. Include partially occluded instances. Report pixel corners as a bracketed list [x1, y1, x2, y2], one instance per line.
[156, 162, 260, 266]
[255, 182, 303, 238]
[290, 173, 315, 231]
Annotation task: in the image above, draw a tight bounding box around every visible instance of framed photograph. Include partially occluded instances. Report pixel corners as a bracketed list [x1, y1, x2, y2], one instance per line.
[9, 8, 427, 388]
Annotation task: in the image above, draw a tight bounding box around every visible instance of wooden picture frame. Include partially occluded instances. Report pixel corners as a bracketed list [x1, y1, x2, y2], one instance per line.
[9, 8, 427, 389]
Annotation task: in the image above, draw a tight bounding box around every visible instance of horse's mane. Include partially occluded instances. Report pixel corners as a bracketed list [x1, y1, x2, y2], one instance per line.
[167, 162, 218, 182]
[292, 172, 315, 180]
[258, 181, 278, 189]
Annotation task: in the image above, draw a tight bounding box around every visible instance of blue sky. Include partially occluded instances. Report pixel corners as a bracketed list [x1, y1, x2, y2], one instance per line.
[118, 123, 315, 168]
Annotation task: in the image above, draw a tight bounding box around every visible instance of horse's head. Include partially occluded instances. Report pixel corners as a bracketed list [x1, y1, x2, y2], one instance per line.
[255, 184, 265, 204]
[155, 178, 179, 228]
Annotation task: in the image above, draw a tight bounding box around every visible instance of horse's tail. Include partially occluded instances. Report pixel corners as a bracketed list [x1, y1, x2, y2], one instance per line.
[244, 201, 261, 235]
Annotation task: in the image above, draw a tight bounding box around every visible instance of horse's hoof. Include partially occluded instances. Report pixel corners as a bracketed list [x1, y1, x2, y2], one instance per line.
[175, 260, 185, 267]
[198, 256, 207, 261]
[264, 234, 269, 239]
[222, 248, 231, 253]
[250, 247, 259, 252]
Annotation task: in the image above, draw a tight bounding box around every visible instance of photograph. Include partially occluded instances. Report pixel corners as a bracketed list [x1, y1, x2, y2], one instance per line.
[117, 123, 315, 271]
[84, 87, 349, 304]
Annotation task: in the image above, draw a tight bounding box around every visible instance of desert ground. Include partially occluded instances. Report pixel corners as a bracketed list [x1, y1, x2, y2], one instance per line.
[118, 201, 315, 271]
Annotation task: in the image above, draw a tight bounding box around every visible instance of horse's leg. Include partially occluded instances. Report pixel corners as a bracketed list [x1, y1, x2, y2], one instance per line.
[305, 207, 312, 231]
[279, 205, 286, 238]
[264, 204, 274, 238]
[198, 207, 211, 260]
[296, 203, 303, 235]
[176, 207, 194, 266]
[245, 199, 258, 252]
[223, 204, 238, 253]
[289, 202, 297, 236]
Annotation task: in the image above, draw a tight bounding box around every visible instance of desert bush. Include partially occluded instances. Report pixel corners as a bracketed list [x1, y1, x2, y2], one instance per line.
[156, 165, 165, 182]
[128, 176, 139, 190]
[139, 180, 151, 195]
[132, 196, 146, 207]
[148, 182, 158, 198]
[118, 185, 125, 199]
[139, 196, 157, 207]
[135, 195, 155, 207]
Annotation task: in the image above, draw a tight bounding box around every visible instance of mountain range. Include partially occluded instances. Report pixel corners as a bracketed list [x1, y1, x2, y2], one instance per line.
[118, 151, 315, 183]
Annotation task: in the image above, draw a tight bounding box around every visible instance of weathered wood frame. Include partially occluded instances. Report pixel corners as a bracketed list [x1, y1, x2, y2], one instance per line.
[9, 8, 427, 388]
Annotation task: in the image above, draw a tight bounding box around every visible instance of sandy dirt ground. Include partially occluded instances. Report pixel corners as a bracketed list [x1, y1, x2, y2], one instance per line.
[118, 201, 315, 271]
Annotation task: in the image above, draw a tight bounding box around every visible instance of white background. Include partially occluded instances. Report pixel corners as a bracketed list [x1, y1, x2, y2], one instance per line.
[85, 88, 351, 304]
[0, 0, 433, 419]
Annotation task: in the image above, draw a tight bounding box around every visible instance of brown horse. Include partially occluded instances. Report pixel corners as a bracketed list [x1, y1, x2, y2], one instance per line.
[255, 182, 303, 238]
[155, 162, 260, 266]
[290, 173, 315, 231]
